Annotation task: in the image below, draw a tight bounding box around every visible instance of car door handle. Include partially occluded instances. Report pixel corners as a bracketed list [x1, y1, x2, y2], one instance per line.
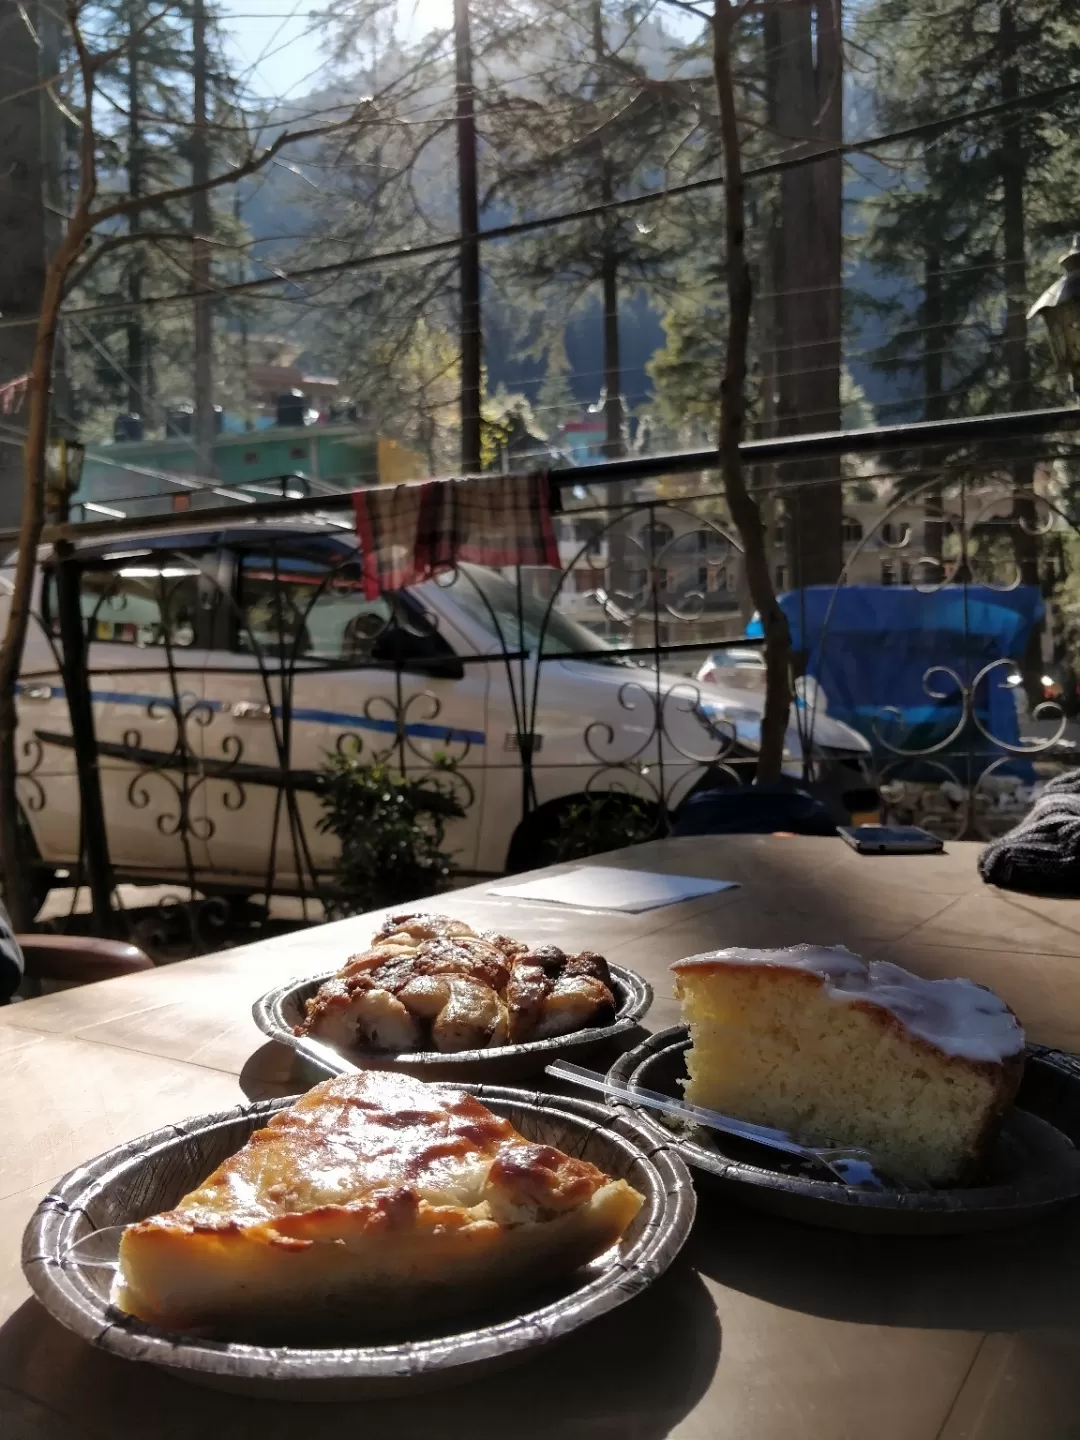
[21, 684, 53, 702]
[230, 701, 273, 721]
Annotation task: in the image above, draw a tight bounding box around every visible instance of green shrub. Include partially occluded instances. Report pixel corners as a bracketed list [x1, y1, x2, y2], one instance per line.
[550, 791, 659, 864]
[316, 755, 458, 918]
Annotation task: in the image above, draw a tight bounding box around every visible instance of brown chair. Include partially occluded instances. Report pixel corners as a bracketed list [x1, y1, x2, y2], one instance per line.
[18, 934, 155, 997]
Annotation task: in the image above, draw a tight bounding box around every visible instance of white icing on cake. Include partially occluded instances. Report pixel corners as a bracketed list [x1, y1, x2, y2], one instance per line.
[673, 945, 1025, 1063]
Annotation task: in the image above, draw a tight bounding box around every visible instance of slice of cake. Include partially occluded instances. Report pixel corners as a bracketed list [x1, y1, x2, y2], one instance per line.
[115, 1070, 643, 1340]
[672, 945, 1025, 1185]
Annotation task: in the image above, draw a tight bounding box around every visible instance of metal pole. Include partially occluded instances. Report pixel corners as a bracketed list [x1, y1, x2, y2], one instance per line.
[54, 541, 116, 934]
[453, 0, 482, 475]
[191, 0, 215, 479]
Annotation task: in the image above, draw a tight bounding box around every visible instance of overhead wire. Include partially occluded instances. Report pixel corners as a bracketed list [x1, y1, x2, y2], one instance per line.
[26, 71, 1078, 333]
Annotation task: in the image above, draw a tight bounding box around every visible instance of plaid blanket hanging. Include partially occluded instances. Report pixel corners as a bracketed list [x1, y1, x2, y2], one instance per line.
[352, 471, 560, 600]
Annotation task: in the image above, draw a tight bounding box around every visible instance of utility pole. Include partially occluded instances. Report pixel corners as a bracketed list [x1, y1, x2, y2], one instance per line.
[764, 0, 843, 589]
[234, 186, 251, 428]
[0, 0, 51, 531]
[126, 0, 147, 422]
[191, 0, 215, 476]
[593, 0, 623, 464]
[453, 0, 482, 474]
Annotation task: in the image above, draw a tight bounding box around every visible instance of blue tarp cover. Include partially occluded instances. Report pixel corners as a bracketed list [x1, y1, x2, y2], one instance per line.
[748, 584, 1043, 769]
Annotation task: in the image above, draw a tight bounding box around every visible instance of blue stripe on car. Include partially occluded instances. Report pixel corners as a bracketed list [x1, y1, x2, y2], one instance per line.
[16, 684, 485, 746]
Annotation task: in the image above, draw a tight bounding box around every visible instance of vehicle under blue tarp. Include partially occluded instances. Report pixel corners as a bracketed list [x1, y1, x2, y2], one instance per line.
[747, 584, 1044, 778]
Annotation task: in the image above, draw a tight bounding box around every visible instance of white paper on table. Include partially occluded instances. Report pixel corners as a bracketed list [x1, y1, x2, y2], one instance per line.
[488, 865, 739, 913]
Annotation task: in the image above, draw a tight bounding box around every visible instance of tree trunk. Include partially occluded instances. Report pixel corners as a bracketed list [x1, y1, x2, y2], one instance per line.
[0, 220, 88, 926]
[600, 236, 623, 461]
[593, 2, 623, 463]
[233, 187, 249, 429]
[998, 1, 1041, 699]
[191, 0, 215, 476]
[454, 0, 482, 474]
[592, 1, 628, 611]
[0, 0, 50, 534]
[766, 0, 843, 589]
[713, 0, 791, 783]
[923, 247, 946, 566]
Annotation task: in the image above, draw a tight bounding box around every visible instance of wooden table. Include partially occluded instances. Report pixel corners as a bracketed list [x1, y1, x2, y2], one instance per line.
[2, 836, 1080, 1439]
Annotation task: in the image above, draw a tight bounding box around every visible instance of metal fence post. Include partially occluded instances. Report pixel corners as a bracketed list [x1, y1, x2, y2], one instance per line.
[54, 540, 117, 935]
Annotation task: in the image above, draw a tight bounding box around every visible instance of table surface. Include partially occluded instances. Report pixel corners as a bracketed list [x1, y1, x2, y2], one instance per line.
[2, 836, 1079, 1440]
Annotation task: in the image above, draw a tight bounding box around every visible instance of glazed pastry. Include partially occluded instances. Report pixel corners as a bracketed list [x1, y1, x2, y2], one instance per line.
[297, 917, 618, 1054]
[115, 1070, 644, 1340]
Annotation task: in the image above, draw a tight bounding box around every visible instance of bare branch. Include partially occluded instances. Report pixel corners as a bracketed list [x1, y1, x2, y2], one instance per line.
[88, 103, 374, 226]
[88, 3, 181, 74]
[63, 228, 239, 297]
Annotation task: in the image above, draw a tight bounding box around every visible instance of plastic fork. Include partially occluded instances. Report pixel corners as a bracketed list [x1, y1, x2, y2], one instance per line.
[546, 1060, 931, 1192]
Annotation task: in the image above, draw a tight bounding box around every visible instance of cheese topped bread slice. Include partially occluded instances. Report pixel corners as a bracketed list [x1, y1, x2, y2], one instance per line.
[115, 1071, 644, 1341]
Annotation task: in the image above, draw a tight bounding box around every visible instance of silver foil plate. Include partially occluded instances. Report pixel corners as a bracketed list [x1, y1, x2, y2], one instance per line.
[253, 964, 653, 1083]
[22, 1085, 695, 1399]
[609, 1026, 1080, 1235]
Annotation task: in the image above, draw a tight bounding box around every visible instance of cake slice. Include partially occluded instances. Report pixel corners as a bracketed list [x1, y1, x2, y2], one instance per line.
[672, 945, 1025, 1185]
[115, 1070, 643, 1340]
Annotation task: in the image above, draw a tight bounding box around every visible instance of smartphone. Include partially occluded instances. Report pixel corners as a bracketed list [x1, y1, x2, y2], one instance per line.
[837, 824, 944, 855]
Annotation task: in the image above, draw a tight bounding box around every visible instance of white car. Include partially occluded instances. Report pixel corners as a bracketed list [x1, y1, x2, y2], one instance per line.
[696, 647, 767, 684]
[5, 520, 876, 907]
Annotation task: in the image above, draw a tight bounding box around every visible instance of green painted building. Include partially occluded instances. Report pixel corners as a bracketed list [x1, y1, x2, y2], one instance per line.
[76, 424, 424, 519]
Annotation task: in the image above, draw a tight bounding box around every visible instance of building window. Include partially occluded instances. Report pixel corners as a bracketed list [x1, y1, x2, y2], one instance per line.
[900, 561, 912, 584]
[639, 520, 674, 557]
[881, 559, 895, 586]
[841, 516, 863, 545]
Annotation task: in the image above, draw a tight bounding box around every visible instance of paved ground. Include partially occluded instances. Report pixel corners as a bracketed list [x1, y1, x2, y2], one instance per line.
[36, 884, 321, 962]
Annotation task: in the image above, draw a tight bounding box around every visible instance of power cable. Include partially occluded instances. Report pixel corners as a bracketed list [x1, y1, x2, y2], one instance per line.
[11, 71, 1074, 332]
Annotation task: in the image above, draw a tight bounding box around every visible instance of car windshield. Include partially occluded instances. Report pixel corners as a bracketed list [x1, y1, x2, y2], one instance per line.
[440, 564, 622, 659]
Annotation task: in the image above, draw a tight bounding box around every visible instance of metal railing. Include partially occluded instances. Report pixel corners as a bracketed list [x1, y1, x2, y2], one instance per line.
[15, 405, 1080, 954]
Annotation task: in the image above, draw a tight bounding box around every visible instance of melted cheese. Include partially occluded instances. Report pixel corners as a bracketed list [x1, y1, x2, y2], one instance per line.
[136, 1070, 611, 1234]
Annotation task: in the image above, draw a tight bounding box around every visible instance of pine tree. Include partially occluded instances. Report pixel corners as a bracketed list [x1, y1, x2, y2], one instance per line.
[534, 339, 583, 434]
[483, 0, 700, 458]
[854, 0, 1080, 685]
[856, 0, 1080, 428]
[65, 0, 247, 439]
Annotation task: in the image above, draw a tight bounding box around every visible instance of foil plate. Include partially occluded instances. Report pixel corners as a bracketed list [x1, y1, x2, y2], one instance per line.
[609, 1025, 1080, 1235]
[252, 964, 653, 1083]
[22, 1085, 695, 1400]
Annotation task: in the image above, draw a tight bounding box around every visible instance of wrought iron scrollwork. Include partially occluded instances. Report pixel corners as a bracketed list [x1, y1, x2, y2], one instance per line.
[822, 471, 1079, 840]
[15, 456, 1080, 953]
